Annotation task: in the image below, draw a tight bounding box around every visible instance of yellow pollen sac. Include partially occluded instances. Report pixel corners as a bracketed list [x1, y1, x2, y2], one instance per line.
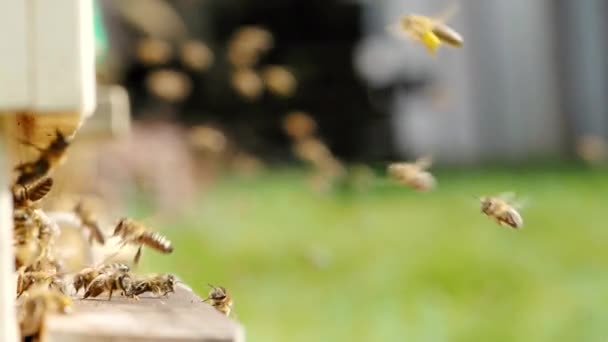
[421, 31, 442, 55]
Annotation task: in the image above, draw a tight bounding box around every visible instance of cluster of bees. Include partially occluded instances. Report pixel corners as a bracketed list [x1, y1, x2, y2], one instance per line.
[137, 37, 214, 103]
[282, 111, 348, 191]
[385, 5, 524, 229]
[227, 26, 297, 100]
[10, 129, 233, 339]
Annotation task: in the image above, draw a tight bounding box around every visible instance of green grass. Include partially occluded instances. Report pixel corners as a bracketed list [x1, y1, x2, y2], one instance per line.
[139, 166, 608, 341]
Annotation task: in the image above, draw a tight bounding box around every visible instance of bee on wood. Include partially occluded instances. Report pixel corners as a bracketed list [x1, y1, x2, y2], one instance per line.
[74, 200, 106, 245]
[12, 176, 53, 208]
[14, 129, 71, 186]
[131, 273, 176, 297]
[387, 156, 436, 192]
[13, 208, 59, 269]
[388, 4, 463, 55]
[31, 208, 60, 261]
[479, 193, 525, 229]
[73, 263, 130, 294]
[13, 209, 41, 268]
[203, 284, 234, 317]
[83, 267, 135, 300]
[18, 286, 72, 338]
[112, 218, 173, 265]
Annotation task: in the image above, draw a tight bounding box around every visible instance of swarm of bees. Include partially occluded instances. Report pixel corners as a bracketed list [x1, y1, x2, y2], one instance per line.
[7, 128, 236, 339]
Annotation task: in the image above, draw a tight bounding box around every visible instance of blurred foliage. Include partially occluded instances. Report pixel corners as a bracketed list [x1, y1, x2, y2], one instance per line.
[138, 166, 608, 341]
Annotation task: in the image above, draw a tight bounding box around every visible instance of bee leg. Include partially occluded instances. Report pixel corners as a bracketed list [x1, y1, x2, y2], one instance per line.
[133, 246, 143, 265]
[108, 290, 113, 301]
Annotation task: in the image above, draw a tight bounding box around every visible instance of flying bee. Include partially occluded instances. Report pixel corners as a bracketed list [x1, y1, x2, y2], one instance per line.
[203, 284, 234, 317]
[131, 273, 177, 297]
[12, 176, 53, 208]
[388, 156, 436, 192]
[83, 267, 135, 301]
[18, 286, 72, 338]
[112, 218, 173, 265]
[14, 129, 71, 186]
[388, 4, 463, 55]
[74, 200, 106, 245]
[73, 263, 130, 294]
[479, 193, 525, 229]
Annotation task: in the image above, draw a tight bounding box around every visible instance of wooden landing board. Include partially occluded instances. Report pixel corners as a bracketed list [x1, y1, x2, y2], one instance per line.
[42, 284, 245, 342]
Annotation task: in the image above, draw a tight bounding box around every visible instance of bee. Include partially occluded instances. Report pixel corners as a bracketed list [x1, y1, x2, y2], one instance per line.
[112, 218, 173, 265]
[13, 208, 59, 269]
[74, 200, 106, 245]
[14, 129, 71, 186]
[389, 4, 463, 55]
[283, 111, 317, 141]
[18, 286, 72, 337]
[83, 267, 135, 300]
[73, 263, 130, 294]
[479, 193, 524, 229]
[388, 156, 436, 192]
[16, 268, 66, 298]
[13, 209, 42, 268]
[31, 208, 60, 261]
[261, 65, 297, 97]
[131, 273, 177, 297]
[12, 176, 53, 208]
[203, 284, 234, 317]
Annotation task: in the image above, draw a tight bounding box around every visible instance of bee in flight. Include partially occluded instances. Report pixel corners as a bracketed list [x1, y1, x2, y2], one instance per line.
[387, 155, 436, 192]
[74, 200, 106, 245]
[112, 218, 174, 265]
[388, 4, 463, 55]
[479, 192, 525, 229]
[203, 284, 234, 317]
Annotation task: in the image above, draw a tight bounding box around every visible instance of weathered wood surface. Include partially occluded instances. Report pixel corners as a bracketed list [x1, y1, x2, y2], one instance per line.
[43, 285, 245, 342]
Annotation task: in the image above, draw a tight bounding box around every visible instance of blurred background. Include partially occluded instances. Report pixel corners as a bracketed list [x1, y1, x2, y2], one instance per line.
[49, 0, 608, 340]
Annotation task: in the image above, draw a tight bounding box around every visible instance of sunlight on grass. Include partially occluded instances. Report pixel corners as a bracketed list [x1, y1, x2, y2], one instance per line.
[139, 166, 608, 341]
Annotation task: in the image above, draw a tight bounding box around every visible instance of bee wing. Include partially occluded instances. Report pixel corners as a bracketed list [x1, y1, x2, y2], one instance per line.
[497, 192, 517, 202]
[433, 2, 459, 24]
[511, 197, 530, 211]
[385, 22, 413, 40]
[414, 155, 433, 170]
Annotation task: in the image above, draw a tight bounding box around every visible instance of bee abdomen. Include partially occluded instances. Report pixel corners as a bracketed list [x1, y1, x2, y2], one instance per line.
[432, 23, 463, 47]
[502, 209, 523, 229]
[140, 232, 173, 253]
